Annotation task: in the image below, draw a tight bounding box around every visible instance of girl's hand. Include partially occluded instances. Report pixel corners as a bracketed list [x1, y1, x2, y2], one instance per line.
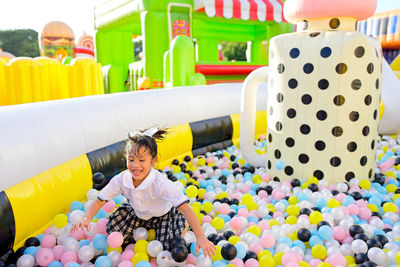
[71, 216, 91, 232]
[196, 235, 216, 259]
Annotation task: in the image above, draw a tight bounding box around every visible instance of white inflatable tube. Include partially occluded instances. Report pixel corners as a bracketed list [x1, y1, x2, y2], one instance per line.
[0, 83, 267, 190]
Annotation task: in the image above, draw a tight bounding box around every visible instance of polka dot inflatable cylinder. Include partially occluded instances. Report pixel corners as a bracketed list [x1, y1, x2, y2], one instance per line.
[266, 17, 382, 184]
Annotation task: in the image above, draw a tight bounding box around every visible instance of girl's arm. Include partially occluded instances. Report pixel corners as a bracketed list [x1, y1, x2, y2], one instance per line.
[72, 198, 106, 232]
[178, 202, 216, 259]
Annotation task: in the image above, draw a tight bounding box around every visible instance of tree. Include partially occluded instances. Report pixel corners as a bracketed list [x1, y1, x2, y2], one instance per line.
[220, 41, 247, 62]
[0, 29, 40, 57]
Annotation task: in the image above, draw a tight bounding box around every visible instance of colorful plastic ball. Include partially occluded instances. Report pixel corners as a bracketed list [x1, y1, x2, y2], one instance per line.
[24, 246, 39, 257]
[351, 239, 368, 254]
[48, 261, 63, 267]
[259, 255, 275, 267]
[367, 247, 386, 265]
[156, 251, 174, 266]
[16, 254, 35, 267]
[60, 251, 78, 266]
[95, 255, 112, 267]
[96, 218, 108, 234]
[133, 227, 148, 241]
[171, 245, 189, 263]
[135, 260, 151, 267]
[108, 250, 122, 266]
[24, 237, 40, 247]
[41, 234, 57, 248]
[311, 244, 327, 260]
[186, 185, 199, 198]
[93, 172, 105, 185]
[93, 234, 108, 250]
[70, 201, 84, 211]
[107, 232, 124, 248]
[318, 225, 333, 240]
[35, 248, 54, 267]
[309, 211, 323, 225]
[297, 228, 311, 242]
[244, 258, 260, 267]
[69, 210, 84, 225]
[134, 240, 149, 254]
[212, 217, 225, 230]
[147, 240, 163, 257]
[78, 245, 94, 262]
[118, 261, 134, 267]
[53, 214, 68, 229]
[221, 243, 237, 261]
[147, 229, 156, 241]
[103, 200, 116, 213]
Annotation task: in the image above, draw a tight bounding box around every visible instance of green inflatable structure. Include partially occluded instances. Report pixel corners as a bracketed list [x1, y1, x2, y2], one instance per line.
[94, 0, 292, 92]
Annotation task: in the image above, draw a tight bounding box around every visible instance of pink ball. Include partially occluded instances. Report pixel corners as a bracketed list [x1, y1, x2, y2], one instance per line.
[41, 234, 57, 248]
[309, 259, 322, 267]
[53, 245, 65, 261]
[206, 157, 214, 164]
[70, 228, 85, 240]
[273, 211, 284, 219]
[125, 244, 135, 251]
[258, 220, 270, 231]
[326, 253, 346, 266]
[238, 208, 249, 218]
[282, 253, 298, 266]
[118, 261, 134, 267]
[103, 200, 116, 213]
[96, 218, 108, 234]
[287, 262, 300, 267]
[230, 217, 243, 229]
[249, 242, 263, 254]
[35, 248, 54, 266]
[347, 204, 359, 215]
[244, 258, 260, 267]
[342, 236, 354, 244]
[61, 250, 78, 266]
[240, 186, 251, 194]
[359, 207, 372, 220]
[218, 203, 231, 215]
[272, 190, 284, 201]
[121, 250, 134, 261]
[231, 258, 245, 267]
[186, 254, 197, 265]
[333, 226, 346, 242]
[261, 174, 270, 182]
[335, 193, 347, 202]
[258, 190, 268, 199]
[108, 231, 124, 248]
[260, 233, 275, 248]
[44, 227, 52, 235]
[202, 215, 213, 224]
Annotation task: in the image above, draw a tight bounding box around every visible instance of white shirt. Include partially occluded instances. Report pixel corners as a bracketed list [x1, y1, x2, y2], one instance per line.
[98, 168, 189, 220]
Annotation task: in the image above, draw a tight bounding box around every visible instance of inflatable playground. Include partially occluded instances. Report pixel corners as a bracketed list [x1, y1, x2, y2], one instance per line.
[2, 0, 400, 266]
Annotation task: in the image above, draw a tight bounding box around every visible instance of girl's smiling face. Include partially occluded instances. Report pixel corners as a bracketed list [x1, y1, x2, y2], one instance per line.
[127, 145, 157, 187]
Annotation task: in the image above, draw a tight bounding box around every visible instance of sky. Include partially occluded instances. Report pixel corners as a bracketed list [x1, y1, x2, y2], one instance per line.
[0, 0, 399, 38]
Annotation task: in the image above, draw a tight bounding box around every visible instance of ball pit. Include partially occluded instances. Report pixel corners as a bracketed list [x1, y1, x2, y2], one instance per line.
[11, 134, 400, 267]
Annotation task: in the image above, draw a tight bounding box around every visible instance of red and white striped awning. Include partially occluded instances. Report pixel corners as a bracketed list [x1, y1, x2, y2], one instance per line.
[194, 0, 286, 23]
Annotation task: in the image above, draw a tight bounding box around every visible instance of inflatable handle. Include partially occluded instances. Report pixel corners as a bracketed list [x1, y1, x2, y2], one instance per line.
[240, 66, 268, 167]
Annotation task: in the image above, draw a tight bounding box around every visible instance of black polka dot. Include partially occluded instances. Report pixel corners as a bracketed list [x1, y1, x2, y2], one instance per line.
[302, 94, 312, 105]
[316, 110, 327, 120]
[371, 139, 375, 149]
[330, 157, 341, 167]
[310, 32, 320, 37]
[351, 79, 361, 90]
[354, 46, 365, 58]
[349, 111, 359, 122]
[329, 18, 340, 29]
[367, 63, 374, 74]
[332, 126, 343, 137]
[286, 138, 295, 147]
[365, 95, 372, 105]
[315, 140, 326, 151]
[376, 79, 380, 89]
[320, 47, 332, 58]
[360, 156, 367, 166]
[290, 48, 300, 58]
[300, 124, 311, 135]
[347, 142, 357, 152]
[275, 149, 281, 159]
[362, 126, 370, 136]
[318, 79, 329, 90]
[284, 166, 294, 176]
[276, 121, 282, 131]
[299, 154, 309, 164]
[345, 172, 355, 181]
[287, 108, 296, 118]
[268, 160, 271, 169]
[277, 64, 285, 74]
[368, 169, 373, 178]
[277, 93, 284, 103]
[288, 79, 298, 89]
[268, 133, 272, 142]
[336, 63, 348, 74]
[302, 20, 308, 31]
[269, 106, 273, 115]
[313, 170, 324, 180]
[333, 95, 345, 106]
[303, 63, 314, 74]
[373, 110, 378, 120]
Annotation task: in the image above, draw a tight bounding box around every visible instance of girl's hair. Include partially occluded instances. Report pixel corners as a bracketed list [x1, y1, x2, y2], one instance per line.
[126, 128, 167, 159]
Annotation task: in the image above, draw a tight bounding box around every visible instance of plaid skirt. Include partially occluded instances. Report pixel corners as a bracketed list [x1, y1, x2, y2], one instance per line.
[106, 203, 186, 251]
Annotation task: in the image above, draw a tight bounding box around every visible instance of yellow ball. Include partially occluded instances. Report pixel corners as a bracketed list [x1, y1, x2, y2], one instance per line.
[132, 252, 149, 265]
[238, 158, 246, 166]
[395, 251, 400, 264]
[267, 204, 275, 212]
[393, 194, 400, 201]
[53, 214, 68, 228]
[269, 219, 279, 227]
[317, 263, 332, 267]
[359, 179, 371, 190]
[345, 256, 355, 266]
[186, 185, 199, 198]
[248, 225, 261, 237]
[383, 202, 397, 213]
[367, 204, 379, 213]
[327, 198, 340, 208]
[202, 201, 213, 213]
[288, 196, 299, 205]
[106, 246, 122, 253]
[211, 217, 225, 230]
[310, 211, 323, 225]
[273, 252, 284, 265]
[217, 191, 229, 200]
[257, 249, 272, 259]
[286, 215, 297, 225]
[134, 240, 149, 253]
[299, 261, 311, 267]
[212, 245, 223, 261]
[226, 265, 236, 267]
[228, 236, 240, 244]
[286, 205, 300, 216]
[198, 188, 206, 199]
[242, 194, 253, 203]
[312, 244, 327, 259]
[147, 229, 156, 241]
[197, 158, 206, 166]
[259, 255, 276, 267]
[172, 165, 181, 173]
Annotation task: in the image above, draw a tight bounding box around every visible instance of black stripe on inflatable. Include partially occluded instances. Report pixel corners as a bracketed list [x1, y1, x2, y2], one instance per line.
[190, 116, 233, 157]
[0, 191, 15, 254]
[86, 141, 127, 188]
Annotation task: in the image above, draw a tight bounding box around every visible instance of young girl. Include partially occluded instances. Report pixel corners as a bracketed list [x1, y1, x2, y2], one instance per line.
[72, 127, 216, 258]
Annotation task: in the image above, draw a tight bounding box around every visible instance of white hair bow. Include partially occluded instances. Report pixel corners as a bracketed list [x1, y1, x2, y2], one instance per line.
[129, 127, 159, 138]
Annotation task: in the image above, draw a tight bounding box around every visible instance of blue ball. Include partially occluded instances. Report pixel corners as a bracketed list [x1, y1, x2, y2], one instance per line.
[95, 256, 112, 267]
[212, 260, 227, 267]
[36, 233, 45, 242]
[318, 225, 333, 240]
[24, 246, 39, 256]
[66, 263, 80, 267]
[190, 242, 204, 257]
[93, 234, 108, 250]
[48, 261, 63, 267]
[136, 260, 151, 267]
[276, 160, 285, 170]
[235, 243, 246, 259]
[309, 235, 323, 247]
[70, 201, 84, 211]
[79, 239, 90, 247]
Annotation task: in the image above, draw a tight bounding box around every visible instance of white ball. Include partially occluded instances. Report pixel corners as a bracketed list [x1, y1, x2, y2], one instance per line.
[69, 210, 85, 225]
[78, 245, 94, 262]
[367, 247, 386, 265]
[351, 239, 368, 254]
[133, 227, 148, 241]
[86, 189, 98, 201]
[64, 237, 79, 252]
[107, 250, 121, 267]
[147, 240, 164, 257]
[157, 250, 174, 266]
[84, 222, 97, 236]
[195, 255, 212, 267]
[184, 231, 196, 245]
[340, 244, 354, 256]
[16, 254, 35, 267]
